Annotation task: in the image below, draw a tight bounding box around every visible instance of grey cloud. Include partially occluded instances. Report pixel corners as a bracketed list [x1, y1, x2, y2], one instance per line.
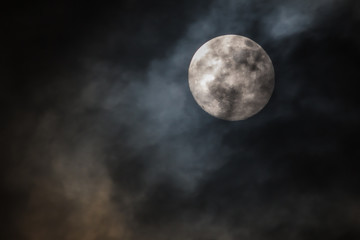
[68, 0, 355, 202]
[4, 0, 360, 239]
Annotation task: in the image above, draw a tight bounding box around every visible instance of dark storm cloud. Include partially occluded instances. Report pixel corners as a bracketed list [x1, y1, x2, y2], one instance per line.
[2, 0, 360, 239]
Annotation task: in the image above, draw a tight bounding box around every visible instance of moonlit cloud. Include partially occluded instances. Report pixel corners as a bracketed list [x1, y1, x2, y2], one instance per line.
[3, 0, 360, 239]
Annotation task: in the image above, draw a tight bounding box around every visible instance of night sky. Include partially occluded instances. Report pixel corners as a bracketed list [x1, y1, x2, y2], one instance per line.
[2, 0, 360, 239]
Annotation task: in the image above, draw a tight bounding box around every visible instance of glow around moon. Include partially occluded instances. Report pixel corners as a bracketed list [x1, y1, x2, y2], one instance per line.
[188, 35, 275, 121]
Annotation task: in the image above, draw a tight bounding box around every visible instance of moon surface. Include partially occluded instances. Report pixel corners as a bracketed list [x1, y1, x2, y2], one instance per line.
[188, 35, 275, 121]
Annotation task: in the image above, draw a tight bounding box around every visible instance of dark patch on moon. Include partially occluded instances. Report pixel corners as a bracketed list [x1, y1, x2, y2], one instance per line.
[245, 39, 255, 47]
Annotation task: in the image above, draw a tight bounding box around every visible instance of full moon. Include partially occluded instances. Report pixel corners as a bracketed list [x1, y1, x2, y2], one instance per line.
[188, 35, 275, 121]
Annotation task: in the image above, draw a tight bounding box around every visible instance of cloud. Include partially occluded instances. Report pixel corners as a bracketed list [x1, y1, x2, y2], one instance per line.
[4, 0, 360, 239]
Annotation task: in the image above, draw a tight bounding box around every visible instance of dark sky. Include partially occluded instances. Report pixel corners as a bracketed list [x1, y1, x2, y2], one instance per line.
[2, 0, 360, 239]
